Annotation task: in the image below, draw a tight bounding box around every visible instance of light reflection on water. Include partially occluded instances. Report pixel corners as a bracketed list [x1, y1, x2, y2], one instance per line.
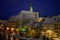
[0, 31, 54, 40]
[6, 35, 8, 40]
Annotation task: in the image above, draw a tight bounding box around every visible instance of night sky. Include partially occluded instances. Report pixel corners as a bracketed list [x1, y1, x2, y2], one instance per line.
[0, 0, 60, 20]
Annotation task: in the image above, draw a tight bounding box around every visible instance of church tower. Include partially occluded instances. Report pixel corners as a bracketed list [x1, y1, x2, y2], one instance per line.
[36, 10, 39, 18]
[30, 3, 33, 13]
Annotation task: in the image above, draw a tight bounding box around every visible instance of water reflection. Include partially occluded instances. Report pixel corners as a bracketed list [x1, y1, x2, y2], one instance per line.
[0, 33, 54, 40]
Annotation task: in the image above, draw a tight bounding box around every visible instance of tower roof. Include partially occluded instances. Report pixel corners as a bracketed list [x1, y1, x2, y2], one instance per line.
[30, 2, 32, 6]
[30, 3, 33, 12]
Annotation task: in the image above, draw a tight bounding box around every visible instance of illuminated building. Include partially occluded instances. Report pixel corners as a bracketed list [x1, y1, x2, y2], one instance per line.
[54, 21, 60, 36]
[1, 3, 60, 40]
[42, 15, 60, 38]
[43, 17, 55, 24]
[42, 24, 55, 30]
[9, 3, 39, 22]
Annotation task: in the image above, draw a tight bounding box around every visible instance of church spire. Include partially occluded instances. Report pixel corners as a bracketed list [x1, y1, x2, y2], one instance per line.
[30, 3, 33, 13]
[36, 10, 39, 18]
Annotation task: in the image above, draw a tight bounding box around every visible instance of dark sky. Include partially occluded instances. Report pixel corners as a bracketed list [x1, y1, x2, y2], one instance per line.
[0, 0, 60, 20]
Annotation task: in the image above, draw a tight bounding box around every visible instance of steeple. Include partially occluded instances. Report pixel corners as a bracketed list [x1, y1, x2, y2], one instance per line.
[36, 10, 39, 18]
[30, 3, 33, 13]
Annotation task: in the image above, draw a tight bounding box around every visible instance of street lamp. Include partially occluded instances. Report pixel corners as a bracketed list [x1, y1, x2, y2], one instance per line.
[16, 29, 19, 40]
[11, 28, 15, 35]
[11, 28, 14, 31]
[6, 27, 10, 40]
[6, 27, 9, 31]
[10, 28, 15, 40]
[16, 28, 19, 32]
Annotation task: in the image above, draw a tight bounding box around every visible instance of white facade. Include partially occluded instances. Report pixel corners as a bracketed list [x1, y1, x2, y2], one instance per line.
[20, 10, 37, 19]
[9, 10, 39, 22]
[43, 17, 55, 24]
[55, 17, 60, 22]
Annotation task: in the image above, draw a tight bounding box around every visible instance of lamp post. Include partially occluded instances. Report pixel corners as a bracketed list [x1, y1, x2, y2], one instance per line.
[10, 28, 15, 40]
[6, 27, 9, 40]
[0, 25, 4, 40]
[16, 28, 19, 40]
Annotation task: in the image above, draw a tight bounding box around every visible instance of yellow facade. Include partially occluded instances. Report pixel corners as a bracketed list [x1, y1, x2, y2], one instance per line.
[54, 22, 60, 36]
[42, 24, 55, 30]
[37, 18, 43, 22]
[42, 22, 60, 38]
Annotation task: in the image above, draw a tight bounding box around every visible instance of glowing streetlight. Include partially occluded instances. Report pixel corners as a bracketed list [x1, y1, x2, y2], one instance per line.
[10, 28, 15, 40]
[16, 29, 19, 31]
[16, 28, 19, 40]
[6, 27, 9, 40]
[16, 28, 19, 35]
[11, 28, 14, 31]
[6, 27, 9, 30]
